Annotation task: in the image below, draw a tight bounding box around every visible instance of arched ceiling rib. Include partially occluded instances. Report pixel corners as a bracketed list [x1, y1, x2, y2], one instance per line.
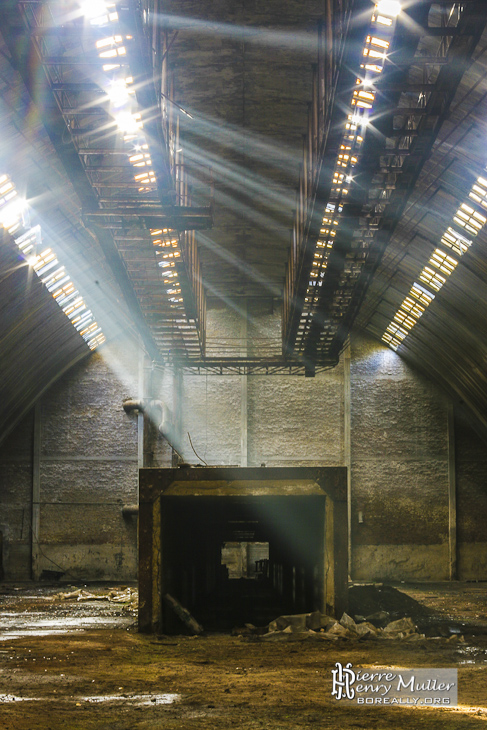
[2, 0, 487, 440]
[0, 25, 139, 444]
[358, 18, 487, 437]
[0, 231, 89, 442]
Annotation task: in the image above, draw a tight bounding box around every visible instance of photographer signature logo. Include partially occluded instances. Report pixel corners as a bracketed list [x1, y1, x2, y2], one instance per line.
[331, 662, 356, 700]
[331, 662, 457, 706]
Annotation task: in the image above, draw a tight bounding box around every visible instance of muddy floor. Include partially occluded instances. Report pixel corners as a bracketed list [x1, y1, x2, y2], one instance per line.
[1, 582, 487, 729]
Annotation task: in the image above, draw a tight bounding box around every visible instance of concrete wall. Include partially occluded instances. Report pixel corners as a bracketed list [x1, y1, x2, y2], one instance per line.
[455, 410, 487, 581]
[350, 334, 450, 581]
[0, 339, 143, 581]
[0, 413, 34, 579]
[179, 299, 344, 467]
[1, 302, 487, 583]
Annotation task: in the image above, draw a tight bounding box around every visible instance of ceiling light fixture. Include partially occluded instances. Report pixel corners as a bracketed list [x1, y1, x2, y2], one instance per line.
[376, 0, 401, 17]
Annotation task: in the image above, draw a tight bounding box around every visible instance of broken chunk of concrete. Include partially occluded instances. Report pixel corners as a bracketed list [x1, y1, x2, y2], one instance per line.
[356, 621, 378, 638]
[326, 621, 355, 638]
[320, 614, 338, 630]
[306, 611, 322, 632]
[383, 617, 416, 635]
[268, 612, 324, 633]
[339, 613, 357, 633]
[164, 593, 203, 635]
[365, 610, 390, 627]
[404, 633, 426, 642]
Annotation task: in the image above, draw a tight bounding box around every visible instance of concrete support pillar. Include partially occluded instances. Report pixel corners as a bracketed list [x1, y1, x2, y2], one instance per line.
[343, 338, 352, 579]
[31, 400, 41, 580]
[448, 402, 457, 580]
[240, 299, 248, 467]
[174, 366, 183, 463]
[137, 346, 145, 471]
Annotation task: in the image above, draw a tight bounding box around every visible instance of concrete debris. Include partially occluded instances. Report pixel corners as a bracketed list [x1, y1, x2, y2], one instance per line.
[307, 611, 323, 632]
[348, 584, 430, 622]
[364, 610, 391, 627]
[268, 611, 337, 634]
[261, 610, 454, 642]
[327, 622, 355, 638]
[355, 621, 378, 638]
[382, 616, 416, 637]
[164, 593, 203, 635]
[339, 613, 357, 633]
[56, 587, 137, 606]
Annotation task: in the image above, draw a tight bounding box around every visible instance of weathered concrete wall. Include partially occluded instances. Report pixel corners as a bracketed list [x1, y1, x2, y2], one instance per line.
[455, 409, 487, 581]
[0, 340, 143, 581]
[36, 341, 143, 581]
[0, 413, 34, 579]
[2, 302, 487, 584]
[350, 333, 450, 581]
[178, 299, 344, 467]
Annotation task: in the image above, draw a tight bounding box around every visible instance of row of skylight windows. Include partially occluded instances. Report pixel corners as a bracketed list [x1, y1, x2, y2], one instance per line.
[1, 175, 105, 350]
[298, 1, 401, 348]
[81, 1, 187, 309]
[382, 175, 487, 350]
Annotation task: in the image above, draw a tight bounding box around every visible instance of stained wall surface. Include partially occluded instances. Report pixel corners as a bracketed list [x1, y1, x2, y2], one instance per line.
[0, 340, 141, 581]
[350, 334, 450, 581]
[0, 303, 486, 583]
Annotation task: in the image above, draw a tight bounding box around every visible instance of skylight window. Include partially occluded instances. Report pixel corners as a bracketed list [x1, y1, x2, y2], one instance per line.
[440, 227, 471, 257]
[453, 203, 486, 236]
[429, 248, 458, 277]
[1, 174, 105, 351]
[468, 176, 487, 211]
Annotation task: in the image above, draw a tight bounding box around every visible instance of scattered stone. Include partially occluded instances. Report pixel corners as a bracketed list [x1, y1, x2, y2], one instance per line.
[404, 633, 426, 642]
[268, 616, 290, 632]
[56, 587, 137, 607]
[326, 622, 355, 639]
[349, 584, 430, 622]
[356, 621, 378, 638]
[306, 611, 322, 632]
[447, 634, 465, 643]
[365, 610, 391, 627]
[262, 597, 448, 643]
[261, 631, 312, 642]
[268, 612, 327, 633]
[320, 614, 337, 630]
[339, 613, 357, 633]
[164, 593, 203, 635]
[382, 617, 416, 635]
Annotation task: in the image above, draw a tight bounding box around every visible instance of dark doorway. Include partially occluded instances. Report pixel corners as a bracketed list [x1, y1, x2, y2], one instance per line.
[160, 496, 325, 631]
[0, 531, 4, 581]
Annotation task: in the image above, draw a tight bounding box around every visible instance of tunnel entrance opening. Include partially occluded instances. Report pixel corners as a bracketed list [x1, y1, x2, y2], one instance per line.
[161, 496, 325, 631]
[221, 541, 270, 580]
[138, 467, 348, 634]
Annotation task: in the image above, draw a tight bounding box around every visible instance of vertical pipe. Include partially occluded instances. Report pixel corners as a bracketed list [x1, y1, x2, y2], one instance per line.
[137, 345, 145, 470]
[448, 401, 457, 580]
[32, 400, 41, 580]
[343, 338, 352, 580]
[174, 365, 183, 462]
[240, 298, 248, 467]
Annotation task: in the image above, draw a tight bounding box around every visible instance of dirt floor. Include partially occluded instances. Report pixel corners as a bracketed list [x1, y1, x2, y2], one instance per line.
[1, 582, 487, 729]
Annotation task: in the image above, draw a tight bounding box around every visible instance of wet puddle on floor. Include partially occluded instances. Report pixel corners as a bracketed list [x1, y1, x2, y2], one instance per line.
[0, 611, 133, 640]
[0, 693, 180, 705]
[456, 645, 487, 665]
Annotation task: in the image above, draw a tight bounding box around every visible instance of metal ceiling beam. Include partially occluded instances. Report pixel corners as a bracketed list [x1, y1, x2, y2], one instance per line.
[0, 0, 162, 363]
[283, 0, 487, 364]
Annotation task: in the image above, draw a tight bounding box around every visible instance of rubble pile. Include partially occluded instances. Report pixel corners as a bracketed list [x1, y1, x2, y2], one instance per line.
[348, 583, 429, 621]
[55, 587, 138, 607]
[238, 608, 465, 642]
